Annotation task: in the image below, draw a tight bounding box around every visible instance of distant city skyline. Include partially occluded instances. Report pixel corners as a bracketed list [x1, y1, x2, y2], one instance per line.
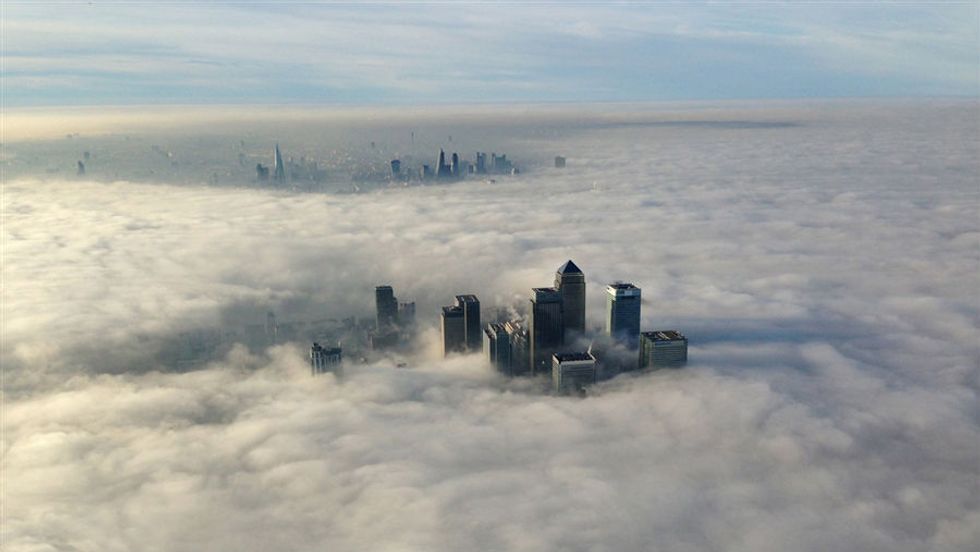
[4, 2, 977, 106]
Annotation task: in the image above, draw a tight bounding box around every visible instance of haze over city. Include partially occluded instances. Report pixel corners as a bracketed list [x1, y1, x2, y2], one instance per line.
[2, 2, 978, 552]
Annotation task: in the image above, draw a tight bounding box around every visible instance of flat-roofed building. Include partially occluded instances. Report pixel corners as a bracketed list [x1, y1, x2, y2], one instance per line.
[310, 342, 342, 376]
[440, 305, 466, 356]
[530, 287, 563, 375]
[454, 294, 482, 352]
[639, 330, 688, 370]
[606, 282, 641, 348]
[552, 351, 597, 394]
[484, 323, 512, 375]
[504, 320, 530, 376]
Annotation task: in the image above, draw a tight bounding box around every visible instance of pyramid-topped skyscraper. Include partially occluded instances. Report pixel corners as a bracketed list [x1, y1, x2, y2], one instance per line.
[555, 259, 586, 338]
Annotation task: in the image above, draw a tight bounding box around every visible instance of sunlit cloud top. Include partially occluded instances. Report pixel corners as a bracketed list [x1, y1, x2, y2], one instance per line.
[3, 1, 978, 106]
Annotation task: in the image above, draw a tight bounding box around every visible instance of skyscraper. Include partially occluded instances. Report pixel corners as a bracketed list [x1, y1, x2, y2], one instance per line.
[606, 282, 641, 347]
[397, 301, 415, 328]
[504, 320, 529, 376]
[454, 295, 482, 352]
[437, 149, 452, 178]
[375, 285, 398, 333]
[274, 143, 285, 182]
[555, 259, 586, 338]
[552, 352, 596, 395]
[530, 287, 563, 375]
[639, 330, 688, 370]
[390, 159, 401, 177]
[441, 306, 466, 356]
[475, 152, 487, 174]
[484, 323, 511, 375]
[451, 153, 460, 177]
[310, 342, 342, 376]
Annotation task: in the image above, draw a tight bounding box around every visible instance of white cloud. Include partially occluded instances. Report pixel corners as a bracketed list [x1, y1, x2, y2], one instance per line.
[2, 101, 979, 551]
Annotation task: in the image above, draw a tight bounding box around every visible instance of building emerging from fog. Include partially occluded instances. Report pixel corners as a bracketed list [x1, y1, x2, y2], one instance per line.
[639, 330, 688, 370]
[552, 352, 596, 394]
[310, 342, 342, 376]
[555, 260, 586, 339]
[455, 294, 482, 352]
[606, 282, 641, 348]
[274, 143, 286, 182]
[484, 322, 511, 375]
[504, 320, 530, 376]
[530, 287, 564, 375]
[441, 305, 466, 356]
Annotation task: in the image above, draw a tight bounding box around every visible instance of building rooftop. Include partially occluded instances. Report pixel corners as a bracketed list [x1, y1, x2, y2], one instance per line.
[553, 351, 595, 362]
[442, 305, 464, 316]
[641, 330, 687, 342]
[532, 287, 561, 301]
[607, 282, 638, 290]
[556, 259, 583, 275]
[455, 294, 479, 303]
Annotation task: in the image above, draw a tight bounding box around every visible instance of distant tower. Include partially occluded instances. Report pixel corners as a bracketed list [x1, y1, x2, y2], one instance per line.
[552, 352, 597, 395]
[310, 342, 342, 376]
[274, 143, 286, 182]
[390, 159, 401, 177]
[76, 160, 85, 175]
[606, 283, 641, 348]
[504, 320, 529, 376]
[265, 311, 278, 345]
[375, 285, 398, 333]
[437, 149, 451, 178]
[454, 295, 482, 352]
[484, 323, 512, 375]
[639, 330, 688, 370]
[450, 153, 460, 177]
[441, 306, 466, 356]
[555, 260, 586, 339]
[554, 156, 566, 168]
[475, 152, 486, 174]
[397, 301, 415, 328]
[530, 287, 563, 375]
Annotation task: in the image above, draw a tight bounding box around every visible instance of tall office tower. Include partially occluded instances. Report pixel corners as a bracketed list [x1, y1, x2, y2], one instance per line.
[504, 320, 530, 376]
[256, 163, 270, 181]
[451, 153, 460, 177]
[475, 152, 487, 174]
[606, 283, 642, 347]
[441, 306, 466, 356]
[390, 159, 401, 177]
[310, 342, 343, 376]
[454, 295, 482, 352]
[77, 160, 85, 175]
[375, 285, 398, 332]
[274, 143, 286, 182]
[397, 301, 416, 328]
[639, 330, 688, 370]
[555, 259, 586, 338]
[484, 323, 512, 375]
[265, 311, 278, 345]
[552, 352, 597, 395]
[530, 287, 564, 375]
[437, 149, 452, 178]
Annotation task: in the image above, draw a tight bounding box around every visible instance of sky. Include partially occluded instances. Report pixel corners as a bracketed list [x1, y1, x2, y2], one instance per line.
[3, 1, 978, 106]
[3, 101, 979, 550]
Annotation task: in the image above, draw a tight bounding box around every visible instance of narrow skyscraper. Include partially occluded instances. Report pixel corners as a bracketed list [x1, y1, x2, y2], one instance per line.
[310, 342, 342, 376]
[555, 260, 586, 338]
[454, 295, 482, 352]
[530, 287, 563, 375]
[484, 323, 512, 375]
[606, 282, 641, 348]
[375, 285, 398, 332]
[274, 143, 286, 182]
[441, 306, 466, 356]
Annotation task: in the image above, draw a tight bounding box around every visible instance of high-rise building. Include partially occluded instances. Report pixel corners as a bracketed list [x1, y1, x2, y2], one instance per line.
[390, 159, 401, 177]
[475, 152, 487, 174]
[441, 306, 466, 356]
[639, 330, 688, 370]
[375, 285, 398, 332]
[77, 160, 85, 175]
[437, 149, 452, 178]
[256, 163, 270, 181]
[451, 153, 460, 177]
[504, 320, 529, 376]
[397, 301, 415, 328]
[555, 260, 586, 338]
[606, 282, 641, 347]
[310, 342, 342, 376]
[552, 352, 597, 394]
[274, 143, 286, 182]
[454, 295, 482, 352]
[554, 156, 566, 168]
[530, 287, 563, 375]
[484, 323, 512, 374]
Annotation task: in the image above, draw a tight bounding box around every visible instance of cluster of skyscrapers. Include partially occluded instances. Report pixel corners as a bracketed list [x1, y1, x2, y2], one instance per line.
[445, 260, 688, 394]
[393, 148, 518, 182]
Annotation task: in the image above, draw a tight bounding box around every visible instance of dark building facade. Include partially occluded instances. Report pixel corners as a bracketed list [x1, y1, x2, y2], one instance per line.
[441, 306, 466, 356]
[310, 342, 342, 376]
[530, 287, 564, 375]
[504, 320, 529, 376]
[484, 323, 512, 375]
[375, 285, 398, 332]
[555, 259, 586, 339]
[639, 330, 688, 370]
[606, 282, 642, 348]
[454, 294, 482, 352]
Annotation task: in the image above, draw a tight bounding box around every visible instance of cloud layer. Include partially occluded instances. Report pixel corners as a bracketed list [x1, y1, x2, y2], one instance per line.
[3, 101, 979, 551]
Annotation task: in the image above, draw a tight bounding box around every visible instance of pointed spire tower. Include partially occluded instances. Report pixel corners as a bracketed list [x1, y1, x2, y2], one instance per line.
[555, 259, 586, 338]
[274, 143, 286, 182]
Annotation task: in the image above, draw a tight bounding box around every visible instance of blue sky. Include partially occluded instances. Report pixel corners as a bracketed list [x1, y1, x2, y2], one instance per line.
[3, 1, 978, 106]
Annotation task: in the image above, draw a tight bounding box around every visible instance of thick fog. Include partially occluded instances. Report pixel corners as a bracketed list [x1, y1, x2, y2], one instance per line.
[3, 101, 978, 551]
